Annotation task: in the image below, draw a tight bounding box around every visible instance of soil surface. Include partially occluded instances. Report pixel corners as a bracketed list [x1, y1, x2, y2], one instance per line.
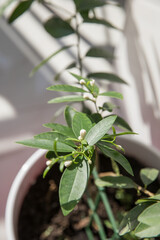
[18, 155, 159, 240]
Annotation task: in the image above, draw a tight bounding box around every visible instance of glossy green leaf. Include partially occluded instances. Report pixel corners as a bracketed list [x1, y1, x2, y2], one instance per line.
[119, 203, 151, 236]
[95, 176, 137, 189]
[114, 116, 132, 131]
[138, 202, 160, 226]
[140, 168, 159, 186]
[44, 17, 75, 38]
[47, 84, 87, 93]
[30, 45, 73, 76]
[100, 102, 118, 112]
[134, 222, 160, 238]
[99, 91, 123, 99]
[84, 17, 119, 30]
[34, 132, 75, 147]
[86, 47, 114, 59]
[87, 72, 127, 84]
[8, 0, 33, 23]
[85, 115, 117, 146]
[17, 139, 74, 152]
[97, 142, 133, 176]
[73, 0, 106, 11]
[136, 194, 160, 205]
[65, 106, 77, 128]
[59, 158, 89, 216]
[90, 113, 102, 123]
[48, 95, 85, 104]
[72, 112, 93, 138]
[43, 123, 75, 138]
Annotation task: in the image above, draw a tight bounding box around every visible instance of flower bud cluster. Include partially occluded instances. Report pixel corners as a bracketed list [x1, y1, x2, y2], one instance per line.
[78, 129, 86, 141]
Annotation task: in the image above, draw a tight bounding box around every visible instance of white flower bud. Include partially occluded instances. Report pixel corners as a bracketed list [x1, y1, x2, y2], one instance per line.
[78, 136, 83, 141]
[83, 95, 89, 100]
[64, 160, 72, 167]
[80, 129, 86, 139]
[46, 160, 52, 166]
[88, 159, 92, 164]
[116, 145, 123, 151]
[80, 79, 85, 85]
[90, 79, 95, 86]
[92, 97, 96, 102]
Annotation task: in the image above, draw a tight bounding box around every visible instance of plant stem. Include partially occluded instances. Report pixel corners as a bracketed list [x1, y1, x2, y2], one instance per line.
[92, 168, 120, 238]
[75, 13, 83, 75]
[87, 194, 107, 240]
[137, 186, 154, 197]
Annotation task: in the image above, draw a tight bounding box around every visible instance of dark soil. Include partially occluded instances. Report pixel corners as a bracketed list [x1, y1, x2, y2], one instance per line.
[18, 154, 160, 240]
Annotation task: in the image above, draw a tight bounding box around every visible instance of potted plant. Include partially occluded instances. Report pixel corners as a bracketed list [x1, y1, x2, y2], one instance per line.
[3, 0, 160, 239]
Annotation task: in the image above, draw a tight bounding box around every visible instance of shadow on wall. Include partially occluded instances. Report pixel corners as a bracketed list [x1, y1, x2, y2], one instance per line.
[116, 0, 160, 149]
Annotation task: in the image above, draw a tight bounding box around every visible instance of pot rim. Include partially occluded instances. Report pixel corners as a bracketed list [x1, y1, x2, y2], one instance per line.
[5, 149, 46, 240]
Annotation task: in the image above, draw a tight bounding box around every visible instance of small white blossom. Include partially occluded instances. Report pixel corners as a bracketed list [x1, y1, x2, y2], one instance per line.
[78, 136, 83, 141]
[64, 160, 72, 167]
[116, 145, 123, 151]
[90, 79, 95, 86]
[88, 159, 92, 164]
[91, 97, 96, 102]
[80, 79, 85, 85]
[80, 129, 86, 139]
[83, 95, 89, 100]
[46, 160, 52, 166]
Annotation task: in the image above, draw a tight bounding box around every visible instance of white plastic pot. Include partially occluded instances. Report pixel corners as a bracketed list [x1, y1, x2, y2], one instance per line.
[5, 137, 160, 240]
[5, 149, 47, 240]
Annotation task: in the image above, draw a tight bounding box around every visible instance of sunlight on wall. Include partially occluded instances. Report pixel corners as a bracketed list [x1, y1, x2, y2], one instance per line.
[0, 95, 16, 121]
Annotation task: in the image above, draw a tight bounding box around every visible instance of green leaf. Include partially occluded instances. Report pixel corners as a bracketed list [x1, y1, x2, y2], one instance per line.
[87, 72, 127, 84]
[140, 168, 159, 186]
[44, 17, 75, 38]
[65, 106, 77, 128]
[47, 84, 87, 93]
[86, 47, 114, 59]
[84, 17, 119, 30]
[59, 158, 89, 216]
[30, 45, 73, 76]
[114, 116, 132, 131]
[85, 115, 117, 146]
[72, 112, 93, 138]
[99, 91, 123, 99]
[17, 139, 74, 152]
[43, 123, 75, 138]
[134, 222, 160, 238]
[119, 203, 151, 236]
[136, 194, 160, 205]
[8, 0, 33, 23]
[138, 202, 160, 226]
[95, 176, 137, 189]
[100, 102, 118, 112]
[34, 132, 76, 147]
[48, 95, 85, 104]
[73, 0, 106, 11]
[97, 142, 133, 176]
[90, 113, 102, 123]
